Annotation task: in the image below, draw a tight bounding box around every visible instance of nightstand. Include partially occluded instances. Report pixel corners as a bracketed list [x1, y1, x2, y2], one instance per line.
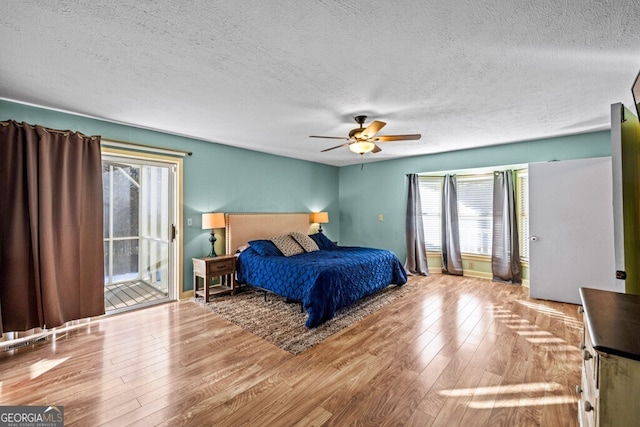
[193, 255, 237, 302]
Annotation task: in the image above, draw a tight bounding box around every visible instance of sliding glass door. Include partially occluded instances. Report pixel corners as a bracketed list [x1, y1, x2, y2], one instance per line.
[102, 155, 177, 312]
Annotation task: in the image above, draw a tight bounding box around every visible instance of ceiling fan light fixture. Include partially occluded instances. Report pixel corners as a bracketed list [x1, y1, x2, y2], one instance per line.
[349, 141, 375, 154]
[311, 115, 419, 154]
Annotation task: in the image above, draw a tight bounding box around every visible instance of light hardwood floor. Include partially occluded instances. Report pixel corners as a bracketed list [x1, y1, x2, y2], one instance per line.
[0, 275, 582, 426]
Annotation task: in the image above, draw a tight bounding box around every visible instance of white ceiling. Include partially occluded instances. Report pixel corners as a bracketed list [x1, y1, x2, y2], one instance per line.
[2, 0, 639, 167]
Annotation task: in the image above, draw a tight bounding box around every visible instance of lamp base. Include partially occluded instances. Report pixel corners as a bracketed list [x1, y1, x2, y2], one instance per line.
[208, 231, 218, 257]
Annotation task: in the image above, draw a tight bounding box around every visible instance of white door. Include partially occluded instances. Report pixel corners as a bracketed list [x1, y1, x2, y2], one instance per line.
[528, 157, 616, 304]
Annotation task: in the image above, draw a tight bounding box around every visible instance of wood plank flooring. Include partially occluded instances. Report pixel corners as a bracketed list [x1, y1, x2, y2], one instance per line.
[0, 275, 583, 426]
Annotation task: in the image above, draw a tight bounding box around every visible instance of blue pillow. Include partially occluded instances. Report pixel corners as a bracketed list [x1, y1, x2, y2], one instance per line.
[309, 232, 335, 250]
[248, 239, 283, 256]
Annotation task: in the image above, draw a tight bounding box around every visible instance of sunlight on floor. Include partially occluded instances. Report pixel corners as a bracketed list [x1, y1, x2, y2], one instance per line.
[513, 330, 557, 336]
[487, 303, 580, 350]
[516, 299, 583, 329]
[29, 357, 69, 380]
[439, 380, 578, 409]
[525, 337, 567, 344]
[439, 381, 563, 397]
[469, 395, 577, 409]
[430, 299, 583, 414]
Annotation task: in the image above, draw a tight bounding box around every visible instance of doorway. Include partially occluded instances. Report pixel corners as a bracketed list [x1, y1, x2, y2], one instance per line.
[102, 155, 179, 313]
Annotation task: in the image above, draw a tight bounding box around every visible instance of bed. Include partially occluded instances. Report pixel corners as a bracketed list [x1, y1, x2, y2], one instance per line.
[226, 213, 407, 327]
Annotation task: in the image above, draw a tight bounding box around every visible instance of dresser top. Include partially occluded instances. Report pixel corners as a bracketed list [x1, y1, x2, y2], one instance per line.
[580, 287, 640, 361]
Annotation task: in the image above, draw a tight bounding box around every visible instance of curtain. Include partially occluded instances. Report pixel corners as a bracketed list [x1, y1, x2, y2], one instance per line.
[0, 121, 105, 335]
[405, 174, 429, 276]
[492, 170, 522, 284]
[442, 174, 463, 275]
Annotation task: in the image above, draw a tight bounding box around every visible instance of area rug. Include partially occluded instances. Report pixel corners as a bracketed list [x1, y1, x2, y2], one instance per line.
[199, 279, 420, 355]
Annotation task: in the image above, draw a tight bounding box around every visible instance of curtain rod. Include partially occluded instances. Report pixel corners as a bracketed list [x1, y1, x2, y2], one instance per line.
[0, 120, 99, 139]
[1, 121, 192, 156]
[101, 138, 192, 157]
[411, 164, 528, 178]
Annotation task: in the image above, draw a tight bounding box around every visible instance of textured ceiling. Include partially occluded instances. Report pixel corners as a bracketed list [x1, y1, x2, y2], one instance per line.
[2, 0, 639, 166]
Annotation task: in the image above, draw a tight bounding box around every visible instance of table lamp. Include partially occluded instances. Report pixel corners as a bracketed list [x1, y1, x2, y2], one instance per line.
[202, 212, 225, 257]
[310, 212, 329, 233]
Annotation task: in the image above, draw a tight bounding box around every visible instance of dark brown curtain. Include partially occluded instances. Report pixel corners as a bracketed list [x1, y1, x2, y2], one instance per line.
[0, 120, 104, 335]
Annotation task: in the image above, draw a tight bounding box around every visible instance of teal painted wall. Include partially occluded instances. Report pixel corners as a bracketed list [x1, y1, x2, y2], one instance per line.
[338, 131, 612, 260]
[1, 99, 612, 292]
[0, 100, 339, 292]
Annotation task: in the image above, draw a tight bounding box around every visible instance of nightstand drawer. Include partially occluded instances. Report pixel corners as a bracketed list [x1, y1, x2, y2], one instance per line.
[207, 259, 234, 274]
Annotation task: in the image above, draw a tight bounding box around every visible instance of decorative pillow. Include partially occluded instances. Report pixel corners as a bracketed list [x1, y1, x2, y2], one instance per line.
[310, 232, 335, 250]
[290, 231, 319, 252]
[248, 239, 283, 257]
[269, 234, 304, 256]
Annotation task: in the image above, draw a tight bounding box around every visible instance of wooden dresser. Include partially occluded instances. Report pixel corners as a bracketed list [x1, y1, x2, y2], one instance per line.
[578, 287, 640, 427]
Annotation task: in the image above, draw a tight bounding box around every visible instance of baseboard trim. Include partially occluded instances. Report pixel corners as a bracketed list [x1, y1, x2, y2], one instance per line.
[427, 269, 528, 287]
[463, 270, 493, 280]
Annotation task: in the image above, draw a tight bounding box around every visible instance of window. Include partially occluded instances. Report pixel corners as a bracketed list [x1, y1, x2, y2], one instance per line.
[418, 170, 527, 258]
[418, 177, 442, 251]
[457, 175, 494, 255]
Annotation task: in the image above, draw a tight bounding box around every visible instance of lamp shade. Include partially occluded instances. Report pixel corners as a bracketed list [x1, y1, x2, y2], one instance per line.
[202, 212, 225, 229]
[310, 212, 329, 224]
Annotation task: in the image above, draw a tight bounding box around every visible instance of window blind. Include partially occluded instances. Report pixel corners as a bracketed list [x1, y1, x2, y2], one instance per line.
[457, 175, 494, 255]
[418, 177, 442, 251]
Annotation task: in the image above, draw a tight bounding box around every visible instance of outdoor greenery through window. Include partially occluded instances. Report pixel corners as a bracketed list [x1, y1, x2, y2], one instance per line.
[418, 170, 528, 258]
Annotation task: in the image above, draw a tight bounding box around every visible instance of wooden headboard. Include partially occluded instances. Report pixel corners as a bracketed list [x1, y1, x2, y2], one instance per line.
[225, 213, 311, 254]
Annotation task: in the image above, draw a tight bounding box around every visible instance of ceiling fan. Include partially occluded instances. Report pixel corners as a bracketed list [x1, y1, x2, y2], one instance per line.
[309, 115, 421, 155]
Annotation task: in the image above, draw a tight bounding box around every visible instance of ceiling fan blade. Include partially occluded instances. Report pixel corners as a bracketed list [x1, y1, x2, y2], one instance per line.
[373, 134, 422, 142]
[360, 120, 386, 139]
[309, 135, 350, 140]
[321, 143, 349, 152]
[372, 144, 382, 153]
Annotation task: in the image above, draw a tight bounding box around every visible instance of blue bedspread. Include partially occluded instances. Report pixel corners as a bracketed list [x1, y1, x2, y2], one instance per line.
[236, 246, 407, 327]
